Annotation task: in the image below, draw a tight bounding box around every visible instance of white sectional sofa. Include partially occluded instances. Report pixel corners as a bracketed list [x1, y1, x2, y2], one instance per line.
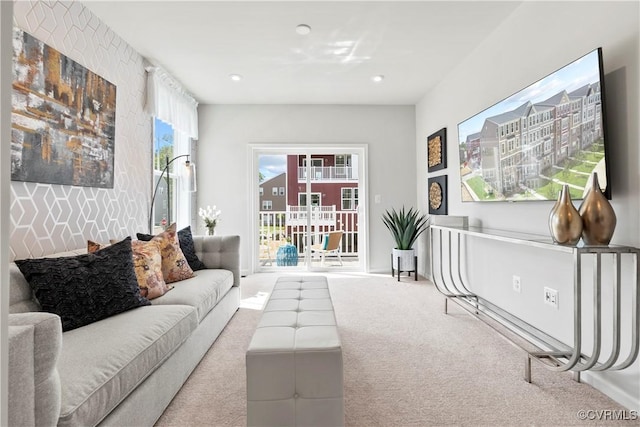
[8, 235, 240, 427]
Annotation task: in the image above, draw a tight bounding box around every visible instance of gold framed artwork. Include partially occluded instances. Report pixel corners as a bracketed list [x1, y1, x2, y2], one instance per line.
[428, 175, 448, 215]
[427, 127, 447, 172]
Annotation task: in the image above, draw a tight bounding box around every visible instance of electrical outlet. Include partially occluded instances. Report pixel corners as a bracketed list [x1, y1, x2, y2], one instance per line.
[512, 275, 521, 293]
[544, 287, 558, 309]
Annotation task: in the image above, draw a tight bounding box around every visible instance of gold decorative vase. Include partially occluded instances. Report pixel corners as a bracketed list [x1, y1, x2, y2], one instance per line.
[578, 172, 616, 246]
[549, 184, 582, 245]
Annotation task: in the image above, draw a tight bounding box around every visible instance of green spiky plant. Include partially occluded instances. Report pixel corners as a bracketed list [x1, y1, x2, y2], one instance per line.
[382, 206, 430, 250]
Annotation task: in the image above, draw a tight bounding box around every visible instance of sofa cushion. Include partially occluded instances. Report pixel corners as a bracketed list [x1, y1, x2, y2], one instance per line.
[15, 237, 150, 331]
[88, 239, 172, 300]
[10, 249, 85, 314]
[142, 224, 194, 284]
[137, 225, 206, 271]
[151, 269, 234, 322]
[86, 239, 118, 253]
[87, 240, 104, 253]
[130, 240, 173, 299]
[176, 225, 206, 271]
[56, 304, 198, 427]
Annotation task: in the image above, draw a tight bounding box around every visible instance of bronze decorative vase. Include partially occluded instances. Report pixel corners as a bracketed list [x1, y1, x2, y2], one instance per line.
[578, 172, 616, 246]
[549, 184, 582, 245]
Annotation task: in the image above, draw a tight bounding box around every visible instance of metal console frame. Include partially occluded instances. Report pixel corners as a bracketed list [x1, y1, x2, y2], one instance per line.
[429, 224, 640, 383]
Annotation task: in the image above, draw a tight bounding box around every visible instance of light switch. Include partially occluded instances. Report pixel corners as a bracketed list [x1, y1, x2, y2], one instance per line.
[374, 195, 381, 204]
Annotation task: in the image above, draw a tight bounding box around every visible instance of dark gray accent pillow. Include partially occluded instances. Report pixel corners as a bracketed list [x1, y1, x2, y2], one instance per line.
[137, 226, 206, 271]
[15, 237, 150, 332]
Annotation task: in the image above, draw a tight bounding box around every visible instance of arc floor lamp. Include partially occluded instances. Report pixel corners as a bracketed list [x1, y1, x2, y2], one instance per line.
[149, 154, 197, 233]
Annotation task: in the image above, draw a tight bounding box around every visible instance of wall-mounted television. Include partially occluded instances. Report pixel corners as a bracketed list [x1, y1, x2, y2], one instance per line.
[458, 48, 609, 202]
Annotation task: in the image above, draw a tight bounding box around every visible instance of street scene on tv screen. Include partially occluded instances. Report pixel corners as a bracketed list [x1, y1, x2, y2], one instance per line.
[458, 49, 608, 202]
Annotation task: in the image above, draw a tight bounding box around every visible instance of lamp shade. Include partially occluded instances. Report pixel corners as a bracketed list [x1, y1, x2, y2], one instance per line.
[182, 161, 197, 192]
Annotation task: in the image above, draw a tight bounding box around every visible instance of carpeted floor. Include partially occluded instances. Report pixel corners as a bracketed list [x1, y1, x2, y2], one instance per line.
[155, 272, 639, 427]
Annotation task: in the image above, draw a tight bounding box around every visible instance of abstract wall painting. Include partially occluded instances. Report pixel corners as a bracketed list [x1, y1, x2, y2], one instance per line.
[11, 28, 117, 188]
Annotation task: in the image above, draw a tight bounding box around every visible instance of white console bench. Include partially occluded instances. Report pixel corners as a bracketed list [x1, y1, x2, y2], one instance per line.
[246, 276, 344, 427]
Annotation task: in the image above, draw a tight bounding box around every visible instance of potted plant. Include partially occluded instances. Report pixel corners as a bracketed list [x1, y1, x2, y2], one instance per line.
[382, 206, 430, 272]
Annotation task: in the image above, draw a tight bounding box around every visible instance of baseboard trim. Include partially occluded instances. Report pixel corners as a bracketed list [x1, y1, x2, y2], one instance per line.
[582, 371, 640, 412]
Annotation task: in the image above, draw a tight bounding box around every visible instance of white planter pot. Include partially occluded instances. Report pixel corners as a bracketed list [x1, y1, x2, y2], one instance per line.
[392, 248, 416, 271]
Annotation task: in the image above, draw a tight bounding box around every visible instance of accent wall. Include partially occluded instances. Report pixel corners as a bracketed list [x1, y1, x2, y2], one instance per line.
[416, 1, 639, 411]
[10, 1, 151, 260]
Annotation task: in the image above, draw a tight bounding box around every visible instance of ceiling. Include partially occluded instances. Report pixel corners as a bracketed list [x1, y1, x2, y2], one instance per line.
[83, 1, 522, 105]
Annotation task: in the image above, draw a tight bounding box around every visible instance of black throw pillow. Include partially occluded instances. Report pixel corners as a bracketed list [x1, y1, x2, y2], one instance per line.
[137, 226, 206, 271]
[15, 237, 150, 332]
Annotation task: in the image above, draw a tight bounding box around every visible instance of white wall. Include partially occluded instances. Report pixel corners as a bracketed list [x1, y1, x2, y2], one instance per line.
[416, 1, 639, 410]
[197, 104, 415, 274]
[0, 2, 12, 423]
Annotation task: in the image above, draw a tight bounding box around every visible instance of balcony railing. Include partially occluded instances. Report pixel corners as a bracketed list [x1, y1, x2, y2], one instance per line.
[259, 209, 358, 256]
[287, 205, 336, 226]
[297, 166, 356, 181]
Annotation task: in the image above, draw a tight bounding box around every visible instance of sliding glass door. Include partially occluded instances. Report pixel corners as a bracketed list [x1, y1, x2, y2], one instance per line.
[253, 145, 366, 273]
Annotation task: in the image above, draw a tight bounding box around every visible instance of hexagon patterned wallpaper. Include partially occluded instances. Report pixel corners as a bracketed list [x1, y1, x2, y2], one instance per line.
[11, 1, 151, 260]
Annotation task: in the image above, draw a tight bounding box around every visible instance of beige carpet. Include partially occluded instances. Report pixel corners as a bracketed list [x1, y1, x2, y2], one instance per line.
[155, 272, 638, 427]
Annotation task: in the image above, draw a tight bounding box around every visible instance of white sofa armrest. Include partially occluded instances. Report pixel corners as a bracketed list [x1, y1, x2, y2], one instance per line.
[9, 312, 62, 427]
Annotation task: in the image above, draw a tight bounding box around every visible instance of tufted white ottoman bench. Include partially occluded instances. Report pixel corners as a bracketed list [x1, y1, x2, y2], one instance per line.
[246, 276, 344, 427]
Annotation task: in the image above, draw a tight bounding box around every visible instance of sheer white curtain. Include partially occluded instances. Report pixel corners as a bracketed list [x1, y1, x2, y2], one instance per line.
[145, 66, 198, 140]
[145, 65, 198, 230]
[174, 128, 193, 230]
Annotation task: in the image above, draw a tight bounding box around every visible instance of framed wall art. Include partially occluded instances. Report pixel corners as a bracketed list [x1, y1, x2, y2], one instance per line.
[428, 175, 448, 215]
[11, 28, 117, 188]
[427, 127, 447, 172]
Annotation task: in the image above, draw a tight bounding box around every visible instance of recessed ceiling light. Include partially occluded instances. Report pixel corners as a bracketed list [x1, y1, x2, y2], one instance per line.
[372, 75, 385, 83]
[229, 74, 243, 81]
[296, 24, 311, 35]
